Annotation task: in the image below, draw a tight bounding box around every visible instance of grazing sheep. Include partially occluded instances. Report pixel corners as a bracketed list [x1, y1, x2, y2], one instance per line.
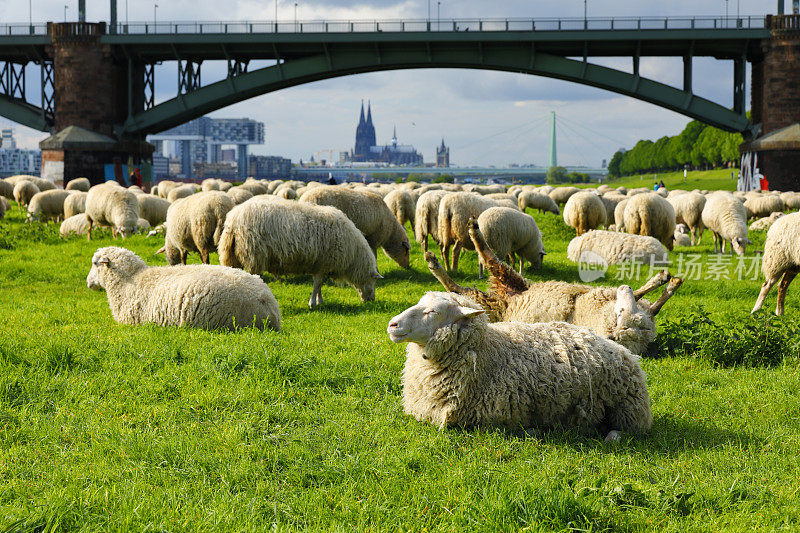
[274, 186, 298, 200]
[201, 178, 221, 192]
[300, 186, 411, 269]
[437, 191, 500, 275]
[616, 186, 628, 195]
[65, 177, 91, 192]
[414, 190, 449, 253]
[0, 197, 6, 219]
[87, 246, 280, 331]
[167, 184, 196, 203]
[596, 184, 613, 195]
[60, 213, 91, 236]
[85, 182, 140, 240]
[518, 190, 560, 215]
[627, 187, 650, 197]
[667, 191, 706, 245]
[425, 222, 682, 355]
[701, 192, 750, 255]
[476, 208, 545, 275]
[227, 186, 255, 205]
[136, 218, 151, 233]
[0, 179, 14, 200]
[563, 191, 607, 235]
[7, 175, 56, 192]
[673, 231, 692, 248]
[239, 181, 268, 196]
[549, 186, 580, 205]
[26, 189, 71, 222]
[780, 192, 800, 210]
[749, 212, 785, 232]
[219, 198, 382, 307]
[744, 195, 785, 220]
[127, 185, 145, 196]
[156, 180, 180, 199]
[384, 189, 416, 231]
[137, 195, 171, 227]
[752, 213, 800, 315]
[13, 181, 40, 210]
[388, 291, 652, 440]
[599, 193, 627, 225]
[162, 191, 235, 265]
[623, 192, 676, 250]
[614, 198, 629, 232]
[567, 230, 669, 267]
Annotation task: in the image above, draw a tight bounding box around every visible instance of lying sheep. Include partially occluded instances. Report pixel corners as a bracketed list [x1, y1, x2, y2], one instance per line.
[744, 195, 785, 220]
[137, 195, 171, 227]
[667, 191, 705, 245]
[388, 291, 652, 440]
[518, 190, 560, 215]
[414, 190, 448, 253]
[749, 212, 785, 232]
[66, 177, 91, 192]
[426, 222, 682, 355]
[26, 189, 71, 222]
[85, 182, 140, 240]
[384, 189, 415, 231]
[13, 181, 40, 210]
[87, 246, 280, 331]
[563, 191, 607, 235]
[161, 191, 234, 264]
[751, 212, 800, 315]
[623, 192, 676, 250]
[219, 198, 382, 307]
[701, 192, 750, 255]
[64, 191, 88, 219]
[476, 208, 545, 275]
[567, 230, 668, 267]
[300, 186, 410, 269]
[60, 213, 91, 236]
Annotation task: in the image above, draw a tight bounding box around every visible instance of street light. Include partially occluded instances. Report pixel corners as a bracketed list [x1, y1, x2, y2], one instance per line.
[725, 0, 729, 27]
[437, 1, 440, 31]
[64, 4, 67, 21]
[584, 0, 587, 30]
[294, 2, 298, 32]
[154, 3, 158, 26]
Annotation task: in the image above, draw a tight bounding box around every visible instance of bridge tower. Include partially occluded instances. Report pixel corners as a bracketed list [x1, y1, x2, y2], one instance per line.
[547, 111, 557, 169]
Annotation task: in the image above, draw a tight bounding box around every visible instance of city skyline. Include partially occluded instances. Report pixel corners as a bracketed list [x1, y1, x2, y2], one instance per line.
[0, 0, 776, 167]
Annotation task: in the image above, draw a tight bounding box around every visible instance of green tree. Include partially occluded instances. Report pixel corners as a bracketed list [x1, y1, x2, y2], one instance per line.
[432, 173, 454, 184]
[608, 151, 624, 177]
[546, 166, 569, 184]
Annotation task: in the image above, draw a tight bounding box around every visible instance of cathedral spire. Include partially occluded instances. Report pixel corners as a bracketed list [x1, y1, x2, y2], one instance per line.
[359, 100, 365, 126]
[366, 100, 373, 126]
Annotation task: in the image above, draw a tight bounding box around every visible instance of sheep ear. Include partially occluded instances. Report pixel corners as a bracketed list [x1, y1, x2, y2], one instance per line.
[372, 271, 383, 279]
[95, 256, 110, 266]
[454, 306, 484, 321]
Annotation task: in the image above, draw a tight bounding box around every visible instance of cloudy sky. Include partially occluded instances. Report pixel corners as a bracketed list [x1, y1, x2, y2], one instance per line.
[0, 0, 778, 167]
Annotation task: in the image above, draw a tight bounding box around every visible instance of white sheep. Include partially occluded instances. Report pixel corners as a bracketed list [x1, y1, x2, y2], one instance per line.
[414, 190, 448, 253]
[65, 177, 90, 192]
[87, 246, 280, 331]
[384, 189, 416, 231]
[167, 184, 196, 203]
[749, 212, 785, 232]
[567, 230, 668, 267]
[623, 192, 676, 250]
[64, 191, 88, 219]
[218, 197, 382, 308]
[780, 192, 800, 211]
[613, 198, 629, 232]
[136, 195, 170, 227]
[161, 191, 234, 264]
[60, 214, 91, 236]
[388, 291, 652, 440]
[476, 208, 545, 275]
[156, 180, 180, 199]
[227, 186, 254, 205]
[517, 190, 560, 215]
[752, 212, 800, 315]
[549, 186, 580, 206]
[85, 182, 140, 240]
[13, 181, 40, 210]
[744, 195, 785, 220]
[667, 191, 706, 245]
[701, 192, 750, 255]
[0, 179, 13, 200]
[599, 193, 627, 225]
[437, 191, 503, 275]
[26, 189, 71, 222]
[563, 191, 607, 235]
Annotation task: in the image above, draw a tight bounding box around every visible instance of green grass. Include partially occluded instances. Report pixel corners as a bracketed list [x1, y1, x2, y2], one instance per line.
[581, 168, 739, 193]
[1, 182, 800, 531]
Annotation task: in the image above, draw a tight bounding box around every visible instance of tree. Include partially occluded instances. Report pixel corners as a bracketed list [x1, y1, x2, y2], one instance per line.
[433, 173, 454, 183]
[608, 151, 624, 177]
[546, 166, 569, 184]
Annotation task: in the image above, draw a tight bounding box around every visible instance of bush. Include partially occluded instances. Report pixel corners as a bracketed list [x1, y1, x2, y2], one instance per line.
[432, 173, 453, 184]
[655, 308, 800, 367]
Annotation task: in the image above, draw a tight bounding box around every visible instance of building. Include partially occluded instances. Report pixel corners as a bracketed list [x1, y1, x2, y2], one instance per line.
[349, 102, 423, 166]
[249, 155, 292, 179]
[436, 138, 450, 167]
[0, 128, 41, 177]
[152, 153, 170, 180]
[148, 117, 265, 179]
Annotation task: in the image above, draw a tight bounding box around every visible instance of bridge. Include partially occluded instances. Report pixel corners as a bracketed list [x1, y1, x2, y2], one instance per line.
[0, 9, 798, 188]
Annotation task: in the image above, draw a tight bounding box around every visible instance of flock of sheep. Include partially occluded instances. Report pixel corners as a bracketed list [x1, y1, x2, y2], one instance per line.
[2, 172, 800, 441]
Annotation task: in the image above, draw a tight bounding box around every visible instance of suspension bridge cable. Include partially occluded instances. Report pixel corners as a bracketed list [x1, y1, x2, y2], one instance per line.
[556, 113, 629, 149]
[556, 118, 609, 161]
[453, 113, 550, 151]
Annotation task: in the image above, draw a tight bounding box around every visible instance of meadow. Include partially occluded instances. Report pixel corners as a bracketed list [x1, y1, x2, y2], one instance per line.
[1, 181, 800, 531]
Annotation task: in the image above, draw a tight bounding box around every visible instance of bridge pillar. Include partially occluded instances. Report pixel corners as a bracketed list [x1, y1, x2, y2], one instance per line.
[746, 15, 800, 190]
[41, 22, 152, 186]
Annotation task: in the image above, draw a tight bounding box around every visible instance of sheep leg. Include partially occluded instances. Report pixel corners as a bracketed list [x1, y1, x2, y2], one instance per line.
[752, 275, 780, 314]
[111, 226, 117, 240]
[647, 277, 684, 316]
[452, 242, 462, 272]
[421, 233, 428, 253]
[467, 217, 529, 295]
[775, 269, 798, 316]
[86, 218, 93, 241]
[425, 251, 470, 294]
[633, 270, 671, 300]
[309, 274, 325, 308]
[180, 251, 188, 265]
[441, 242, 451, 271]
[200, 249, 210, 265]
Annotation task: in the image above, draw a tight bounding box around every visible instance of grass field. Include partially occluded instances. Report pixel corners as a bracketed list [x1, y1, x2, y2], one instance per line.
[586, 168, 739, 193]
[2, 178, 800, 531]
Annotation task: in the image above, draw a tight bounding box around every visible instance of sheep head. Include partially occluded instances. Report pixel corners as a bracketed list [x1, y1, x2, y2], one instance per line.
[611, 285, 655, 353]
[387, 292, 484, 347]
[731, 236, 751, 256]
[87, 246, 148, 290]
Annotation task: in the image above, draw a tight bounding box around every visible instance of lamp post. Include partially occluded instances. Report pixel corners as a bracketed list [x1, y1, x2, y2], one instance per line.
[427, 0, 430, 29]
[437, 1, 440, 31]
[584, 0, 587, 30]
[154, 3, 158, 27]
[64, 4, 67, 21]
[275, 0, 278, 32]
[29, 0, 32, 33]
[725, 0, 729, 27]
[294, 2, 298, 31]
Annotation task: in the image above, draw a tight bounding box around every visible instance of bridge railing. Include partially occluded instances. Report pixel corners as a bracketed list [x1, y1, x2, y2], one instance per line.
[0, 23, 48, 36]
[102, 16, 766, 35]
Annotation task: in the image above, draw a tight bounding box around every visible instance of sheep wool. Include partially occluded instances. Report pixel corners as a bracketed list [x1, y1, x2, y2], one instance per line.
[137, 195, 171, 226]
[437, 192, 501, 272]
[477, 207, 545, 274]
[0, 179, 14, 200]
[752, 212, 800, 315]
[563, 191, 607, 235]
[85, 182, 140, 239]
[164, 191, 235, 264]
[27, 189, 71, 222]
[414, 189, 449, 253]
[744, 195, 785, 219]
[13, 180, 40, 208]
[64, 191, 88, 219]
[517, 190, 560, 215]
[87, 246, 280, 331]
[167, 184, 196, 203]
[667, 191, 706, 245]
[227, 186, 255, 205]
[383, 189, 416, 231]
[60, 214, 91, 236]
[389, 291, 652, 439]
[567, 230, 668, 267]
[749, 212, 785, 232]
[623, 192, 676, 250]
[614, 198, 629, 232]
[66, 177, 91, 192]
[701, 192, 750, 255]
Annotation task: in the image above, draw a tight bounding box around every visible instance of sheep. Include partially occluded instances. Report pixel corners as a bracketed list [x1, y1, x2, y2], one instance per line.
[60, 213, 91, 236]
[485, 192, 517, 204]
[0, 179, 14, 200]
[218, 197, 382, 308]
[549, 186, 580, 205]
[127, 185, 146, 196]
[752, 213, 800, 315]
[599, 193, 627, 224]
[266, 180, 284, 193]
[0, 197, 6, 219]
[136, 218, 151, 233]
[239, 181, 268, 196]
[477, 208, 545, 275]
[615, 186, 627, 195]
[167, 184, 196, 203]
[437, 191, 501, 275]
[300, 186, 411, 268]
[13, 181, 40, 210]
[596, 184, 613, 195]
[87, 246, 280, 331]
[701, 192, 750, 255]
[567, 230, 669, 267]
[7, 175, 55, 192]
[383, 189, 416, 231]
[26, 189, 71, 222]
[85, 182, 140, 240]
[425, 222, 682, 355]
[563, 191, 607, 235]
[137, 195, 171, 227]
[66, 177, 91, 192]
[414, 190, 449, 253]
[156, 180, 180, 199]
[201, 178, 221, 191]
[274, 186, 298, 200]
[749, 212, 785, 232]
[744, 195, 785, 220]
[627, 187, 650, 197]
[780, 192, 800, 210]
[667, 191, 706, 245]
[388, 291, 652, 440]
[623, 192, 676, 250]
[614, 198, 629, 232]
[227, 186, 255, 205]
[517, 190, 560, 215]
[161, 191, 235, 265]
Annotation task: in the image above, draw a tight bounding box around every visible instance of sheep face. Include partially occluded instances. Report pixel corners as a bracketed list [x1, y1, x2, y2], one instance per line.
[731, 237, 750, 256]
[356, 277, 377, 303]
[384, 240, 411, 269]
[87, 247, 147, 290]
[387, 292, 484, 346]
[612, 285, 655, 352]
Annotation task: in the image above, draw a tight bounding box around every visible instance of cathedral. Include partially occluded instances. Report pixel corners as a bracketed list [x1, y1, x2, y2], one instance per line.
[350, 101, 423, 166]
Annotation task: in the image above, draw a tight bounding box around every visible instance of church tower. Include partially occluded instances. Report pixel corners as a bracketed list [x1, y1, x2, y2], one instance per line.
[436, 138, 450, 167]
[353, 100, 372, 160]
